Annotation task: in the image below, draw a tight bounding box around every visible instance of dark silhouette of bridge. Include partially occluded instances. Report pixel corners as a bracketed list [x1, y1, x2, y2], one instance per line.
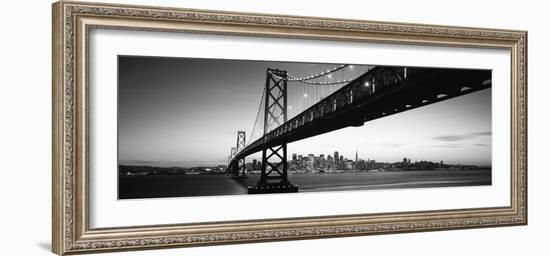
[226, 65, 491, 194]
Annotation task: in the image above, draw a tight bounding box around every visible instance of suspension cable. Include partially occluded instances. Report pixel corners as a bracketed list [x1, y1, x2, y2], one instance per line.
[287, 65, 348, 81]
[247, 87, 265, 146]
[269, 69, 354, 86]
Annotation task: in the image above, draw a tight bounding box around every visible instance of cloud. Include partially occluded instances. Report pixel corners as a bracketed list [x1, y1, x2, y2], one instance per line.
[379, 143, 404, 148]
[432, 131, 491, 142]
[470, 132, 492, 136]
[474, 143, 491, 147]
[432, 143, 463, 148]
[432, 135, 469, 142]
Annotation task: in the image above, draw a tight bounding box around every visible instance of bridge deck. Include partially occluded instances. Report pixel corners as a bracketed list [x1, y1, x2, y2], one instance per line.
[231, 66, 491, 164]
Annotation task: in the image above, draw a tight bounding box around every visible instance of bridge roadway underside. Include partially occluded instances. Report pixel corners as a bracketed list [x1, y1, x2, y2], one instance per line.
[234, 68, 492, 162]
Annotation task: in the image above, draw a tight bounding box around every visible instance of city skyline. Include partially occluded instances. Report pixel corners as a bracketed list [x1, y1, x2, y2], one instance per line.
[120, 149, 490, 169]
[118, 56, 491, 168]
[120, 147, 490, 168]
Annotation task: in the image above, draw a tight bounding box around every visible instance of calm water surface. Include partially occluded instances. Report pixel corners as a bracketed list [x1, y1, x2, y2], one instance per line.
[119, 169, 491, 199]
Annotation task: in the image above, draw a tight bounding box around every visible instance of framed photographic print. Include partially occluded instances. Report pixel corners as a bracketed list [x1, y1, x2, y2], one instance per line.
[52, 1, 527, 255]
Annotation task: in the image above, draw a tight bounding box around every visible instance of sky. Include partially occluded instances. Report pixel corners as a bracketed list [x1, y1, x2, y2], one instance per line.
[118, 56, 491, 167]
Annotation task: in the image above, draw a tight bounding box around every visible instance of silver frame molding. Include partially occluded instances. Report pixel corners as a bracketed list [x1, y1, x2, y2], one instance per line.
[52, 1, 527, 255]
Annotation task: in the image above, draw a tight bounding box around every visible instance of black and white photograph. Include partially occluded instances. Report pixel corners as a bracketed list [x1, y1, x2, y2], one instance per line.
[118, 56, 492, 199]
[0, 0, 541, 254]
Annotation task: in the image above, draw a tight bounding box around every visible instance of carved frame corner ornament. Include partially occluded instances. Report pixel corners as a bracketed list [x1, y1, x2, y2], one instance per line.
[52, 1, 527, 255]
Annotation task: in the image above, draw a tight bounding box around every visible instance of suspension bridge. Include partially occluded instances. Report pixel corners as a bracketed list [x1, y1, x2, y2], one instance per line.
[226, 64, 491, 194]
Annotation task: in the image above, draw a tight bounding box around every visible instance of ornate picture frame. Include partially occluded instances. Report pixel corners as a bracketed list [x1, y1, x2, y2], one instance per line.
[52, 1, 527, 255]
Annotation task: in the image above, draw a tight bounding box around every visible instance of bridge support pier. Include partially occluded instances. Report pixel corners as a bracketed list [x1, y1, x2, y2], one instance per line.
[248, 144, 298, 194]
[248, 68, 298, 194]
[229, 157, 246, 178]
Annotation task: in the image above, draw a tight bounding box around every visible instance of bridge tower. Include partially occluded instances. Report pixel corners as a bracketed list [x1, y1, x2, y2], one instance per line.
[228, 131, 247, 177]
[229, 147, 236, 165]
[248, 69, 298, 194]
[235, 131, 246, 177]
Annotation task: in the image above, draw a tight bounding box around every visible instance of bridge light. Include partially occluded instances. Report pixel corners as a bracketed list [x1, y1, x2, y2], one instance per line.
[304, 93, 308, 97]
[288, 105, 293, 110]
[364, 81, 370, 87]
[422, 100, 428, 103]
[328, 74, 332, 79]
[349, 65, 354, 69]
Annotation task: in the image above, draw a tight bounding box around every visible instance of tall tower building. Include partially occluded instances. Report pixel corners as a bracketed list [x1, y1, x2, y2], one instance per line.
[307, 154, 315, 170]
[355, 149, 358, 163]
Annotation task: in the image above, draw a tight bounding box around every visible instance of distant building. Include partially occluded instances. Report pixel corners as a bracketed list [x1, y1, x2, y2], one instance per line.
[314, 156, 320, 169]
[356, 160, 366, 170]
[334, 151, 339, 169]
[327, 155, 334, 170]
[345, 160, 354, 170]
[291, 154, 298, 170]
[307, 154, 315, 170]
[319, 154, 326, 169]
